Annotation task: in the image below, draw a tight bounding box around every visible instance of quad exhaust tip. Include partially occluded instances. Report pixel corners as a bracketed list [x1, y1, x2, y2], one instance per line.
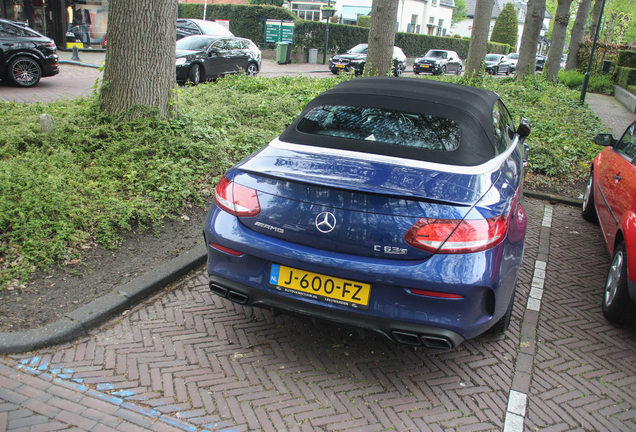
[392, 331, 454, 350]
[210, 283, 249, 305]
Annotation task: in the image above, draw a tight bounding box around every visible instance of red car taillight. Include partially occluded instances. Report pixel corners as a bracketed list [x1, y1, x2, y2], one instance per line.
[404, 215, 509, 254]
[215, 176, 260, 217]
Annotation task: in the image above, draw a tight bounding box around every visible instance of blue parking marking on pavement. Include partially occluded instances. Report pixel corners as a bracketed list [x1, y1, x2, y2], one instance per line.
[29, 356, 39, 367]
[96, 383, 115, 391]
[72, 378, 84, 384]
[112, 390, 136, 398]
[85, 388, 123, 405]
[53, 377, 87, 392]
[38, 360, 50, 371]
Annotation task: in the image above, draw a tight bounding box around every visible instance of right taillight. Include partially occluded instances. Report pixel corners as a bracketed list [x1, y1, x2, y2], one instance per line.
[215, 176, 260, 217]
[404, 216, 508, 254]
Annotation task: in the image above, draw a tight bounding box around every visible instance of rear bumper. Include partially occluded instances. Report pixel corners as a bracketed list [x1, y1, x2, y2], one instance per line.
[208, 273, 465, 349]
[42, 55, 59, 77]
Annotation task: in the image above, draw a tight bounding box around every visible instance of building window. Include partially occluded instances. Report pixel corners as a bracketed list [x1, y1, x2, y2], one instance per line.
[429, 16, 435, 24]
[432, 0, 437, 5]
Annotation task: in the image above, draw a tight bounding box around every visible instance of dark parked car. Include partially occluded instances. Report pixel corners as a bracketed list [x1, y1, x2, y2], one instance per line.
[484, 54, 512, 75]
[536, 55, 546, 72]
[176, 35, 261, 85]
[582, 120, 636, 325]
[176, 18, 233, 40]
[0, 18, 58, 87]
[203, 77, 531, 349]
[329, 44, 406, 77]
[413, 49, 462, 75]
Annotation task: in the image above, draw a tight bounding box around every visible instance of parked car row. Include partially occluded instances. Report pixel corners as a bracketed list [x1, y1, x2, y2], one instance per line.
[329, 43, 407, 77]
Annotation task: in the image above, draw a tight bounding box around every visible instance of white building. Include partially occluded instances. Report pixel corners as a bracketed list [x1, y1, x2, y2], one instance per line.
[450, 0, 552, 52]
[288, 0, 456, 38]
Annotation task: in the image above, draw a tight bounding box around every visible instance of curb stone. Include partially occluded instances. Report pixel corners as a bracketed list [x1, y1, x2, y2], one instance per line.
[0, 193, 576, 355]
[0, 244, 207, 355]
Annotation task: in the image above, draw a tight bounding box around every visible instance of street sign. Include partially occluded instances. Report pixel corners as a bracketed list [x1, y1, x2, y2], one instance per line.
[264, 19, 294, 43]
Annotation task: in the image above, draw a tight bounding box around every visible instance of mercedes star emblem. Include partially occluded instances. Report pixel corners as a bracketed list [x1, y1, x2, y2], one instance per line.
[315, 211, 337, 233]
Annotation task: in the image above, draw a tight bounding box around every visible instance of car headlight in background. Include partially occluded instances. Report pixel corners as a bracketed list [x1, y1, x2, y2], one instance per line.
[175, 58, 187, 66]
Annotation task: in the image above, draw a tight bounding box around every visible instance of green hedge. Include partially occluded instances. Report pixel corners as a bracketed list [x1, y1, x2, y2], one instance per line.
[616, 66, 636, 88]
[628, 85, 636, 94]
[178, 3, 297, 45]
[618, 50, 636, 68]
[178, 3, 507, 59]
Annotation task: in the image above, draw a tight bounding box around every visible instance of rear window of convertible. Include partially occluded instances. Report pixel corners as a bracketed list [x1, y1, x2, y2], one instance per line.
[296, 105, 461, 151]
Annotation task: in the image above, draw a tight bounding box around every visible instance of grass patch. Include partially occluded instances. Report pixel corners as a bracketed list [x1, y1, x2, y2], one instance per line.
[0, 73, 605, 289]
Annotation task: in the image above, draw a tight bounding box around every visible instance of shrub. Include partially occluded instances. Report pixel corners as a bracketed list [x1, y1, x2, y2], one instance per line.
[615, 66, 636, 88]
[557, 69, 615, 95]
[357, 15, 370, 28]
[618, 50, 636, 68]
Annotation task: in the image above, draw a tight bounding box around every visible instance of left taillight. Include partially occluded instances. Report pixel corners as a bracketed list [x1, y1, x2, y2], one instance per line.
[215, 176, 260, 217]
[404, 215, 508, 254]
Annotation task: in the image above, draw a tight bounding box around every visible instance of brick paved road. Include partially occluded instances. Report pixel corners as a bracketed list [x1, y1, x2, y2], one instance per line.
[2, 197, 635, 431]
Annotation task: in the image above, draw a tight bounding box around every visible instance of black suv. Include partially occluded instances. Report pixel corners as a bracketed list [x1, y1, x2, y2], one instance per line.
[0, 18, 59, 87]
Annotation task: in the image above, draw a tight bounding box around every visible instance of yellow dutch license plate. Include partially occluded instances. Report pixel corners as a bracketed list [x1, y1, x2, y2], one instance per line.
[422, 65, 429, 68]
[269, 264, 371, 309]
[336, 64, 346, 68]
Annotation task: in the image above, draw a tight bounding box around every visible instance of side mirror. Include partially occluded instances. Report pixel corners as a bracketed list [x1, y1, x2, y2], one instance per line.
[594, 133, 616, 147]
[208, 47, 220, 56]
[517, 117, 531, 138]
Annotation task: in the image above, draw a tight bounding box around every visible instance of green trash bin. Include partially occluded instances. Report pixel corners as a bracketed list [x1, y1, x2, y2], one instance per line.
[276, 42, 287, 64]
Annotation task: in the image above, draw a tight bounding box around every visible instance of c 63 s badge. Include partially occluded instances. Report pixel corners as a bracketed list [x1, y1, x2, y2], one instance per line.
[375, 245, 407, 255]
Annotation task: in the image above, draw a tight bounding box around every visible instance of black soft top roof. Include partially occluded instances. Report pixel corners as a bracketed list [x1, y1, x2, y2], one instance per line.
[279, 77, 502, 166]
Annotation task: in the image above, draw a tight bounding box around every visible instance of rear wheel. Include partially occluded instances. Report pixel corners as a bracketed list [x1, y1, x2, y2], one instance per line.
[582, 171, 598, 223]
[9, 56, 41, 87]
[602, 242, 636, 324]
[492, 67, 498, 75]
[188, 64, 201, 85]
[505, 67, 510, 75]
[245, 63, 258, 77]
[456, 65, 462, 75]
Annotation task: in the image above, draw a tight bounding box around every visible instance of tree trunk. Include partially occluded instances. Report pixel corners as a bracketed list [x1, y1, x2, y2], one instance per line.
[465, 0, 495, 75]
[364, 0, 399, 77]
[515, 0, 546, 80]
[588, 0, 603, 40]
[544, 0, 573, 81]
[100, 0, 178, 118]
[565, 0, 592, 71]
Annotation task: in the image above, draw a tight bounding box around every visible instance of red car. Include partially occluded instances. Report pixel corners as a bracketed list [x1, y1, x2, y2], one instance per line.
[582, 120, 636, 324]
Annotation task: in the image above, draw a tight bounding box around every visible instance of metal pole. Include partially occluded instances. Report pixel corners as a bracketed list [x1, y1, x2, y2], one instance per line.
[322, 0, 332, 64]
[203, 0, 207, 20]
[580, 0, 607, 102]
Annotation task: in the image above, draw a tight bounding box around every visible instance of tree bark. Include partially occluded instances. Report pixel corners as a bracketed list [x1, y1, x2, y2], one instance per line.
[465, 0, 495, 75]
[588, 0, 603, 40]
[515, 0, 546, 80]
[565, 0, 592, 70]
[100, 0, 178, 118]
[364, 0, 399, 77]
[544, 0, 573, 81]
